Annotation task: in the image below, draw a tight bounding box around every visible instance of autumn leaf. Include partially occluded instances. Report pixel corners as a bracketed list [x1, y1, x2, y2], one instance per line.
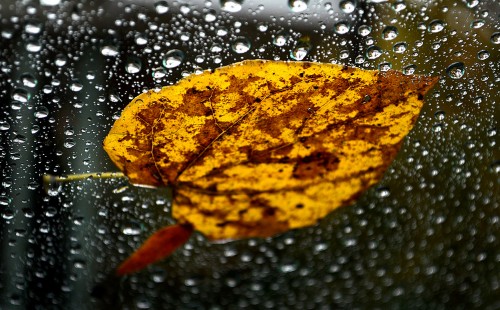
[103, 60, 438, 274]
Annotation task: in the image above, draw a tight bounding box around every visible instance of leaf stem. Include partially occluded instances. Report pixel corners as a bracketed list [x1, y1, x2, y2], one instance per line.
[43, 172, 126, 186]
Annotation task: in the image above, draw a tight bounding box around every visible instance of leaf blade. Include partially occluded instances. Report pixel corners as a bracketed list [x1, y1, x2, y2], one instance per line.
[105, 60, 439, 242]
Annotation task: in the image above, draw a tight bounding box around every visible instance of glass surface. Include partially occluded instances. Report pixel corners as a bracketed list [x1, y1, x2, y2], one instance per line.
[0, 0, 498, 308]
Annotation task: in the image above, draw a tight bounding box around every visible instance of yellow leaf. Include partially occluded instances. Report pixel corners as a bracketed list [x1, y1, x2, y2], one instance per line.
[103, 60, 438, 273]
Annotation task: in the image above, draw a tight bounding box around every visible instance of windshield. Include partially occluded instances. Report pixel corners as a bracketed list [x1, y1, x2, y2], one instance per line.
[0, 0, 498, 308]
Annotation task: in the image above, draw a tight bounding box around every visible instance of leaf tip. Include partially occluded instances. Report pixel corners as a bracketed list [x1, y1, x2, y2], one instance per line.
[116, 223, 194, 276]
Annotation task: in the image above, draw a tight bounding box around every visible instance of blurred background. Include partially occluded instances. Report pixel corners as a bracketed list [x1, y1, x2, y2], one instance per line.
[0, 0, 498, 308]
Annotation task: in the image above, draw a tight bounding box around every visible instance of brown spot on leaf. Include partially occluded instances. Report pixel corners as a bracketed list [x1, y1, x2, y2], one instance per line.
[181, 87, 213, 116]
[293, 152, 340, 179]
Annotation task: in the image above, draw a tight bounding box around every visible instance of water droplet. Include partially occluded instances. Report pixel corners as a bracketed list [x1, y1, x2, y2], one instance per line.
[64, 138, 76, 148]
[34, 106, 49, 118]
[39, 222, 50, 233]
[428, 20, 445, 33]
[1, 177, 11, 189]
[122, 222, 142, 235]
[433, 123, 443, 133]
[195, 55, 205, 63]
[446, 62, 465, 79]
[221, 0, 243, 12]
[487, 128, 496, 137]
[9, 293, 22, 306]
[290, 37, 311, 61]
[125, 58, 142, 74]
[0, 196, 11, 206]
[40, 0, 61, 5]
[23, 208, 34, 218]
[382, 26, 398, 40]
[152, 270, 166, 283]
[434, 110, 445, 121]
[216, 27, 228, 37]
[473, 96, 483, 105]
[490, 32, 500, 45]
[204, 9, 217, 22]
[73, 259, 86, 269]
[32, 125, 44, 136]
[334, 22, 350, 35]
[365, 37, 375, 45]
[0, 121, 10, 131]
[12, 88, 30, 103]
[101, 45, 119, 57]
[231, 37, 251, 54]
[184, 278, 199, 287]
[339, 50, 349, 59]
[339, 0, 356, 13]
[26, 41, 42, 52]
[376, 187, 390, 198]
[470, 19, 485, 29]
[273, 31, 289, 46]
[210, 44, 223, 53]
[64, 127, 74, 136]
[163, 49, 184, 68]
[223, 246, 238, 257]
[70, 81, 83, 92]
[136, 299, 151, 309]
[357, 25, 371, 36]
[280, 262, 298, 273]
[490, 161, 500, 173]
[152, 67, 166, 79]
[378, 62, 391, 71]
[366, 46, 382, 59]
[55, 54, 67, 67]
[25, 20, 43, 34]
[13, 134, 27, 144]
[289, 0, 308, 12]
[257, 23, 268, 32]
[314, 243, 328, 252]
[179, 4, 191, 14]
[154, 1, 169, 14]
[477, 50, 490, 60]
[11, 101, 22, 110]
[464, 0, 479, 8]
[392, 0, 406, 12]
[324, 2, 333, 11]
[20, 73, 37, 88]
[2, 208, 14, 220]
[135, 34, 148, 45]
[393, 42, 407, 53]
[290, 47, 309, 60]
[431, 41, 441, 50]
[45, 206, 58, 217]
[344, 238, 357, 247]
[10, 152, 21, 160]
[109, 93, 120, 103]
[2, 30, 14, 39]
[42, 85, 53, 94]
[402, 64, 417, 75]
[354, 55, 365, 64]
[121, 194, 135, 202]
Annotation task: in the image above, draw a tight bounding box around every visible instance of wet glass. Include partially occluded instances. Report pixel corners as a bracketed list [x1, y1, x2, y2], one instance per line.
[0, 0, 498, 308]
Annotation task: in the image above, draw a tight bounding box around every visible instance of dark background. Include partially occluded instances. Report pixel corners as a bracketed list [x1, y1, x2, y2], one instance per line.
[0, 0, 499, 308]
